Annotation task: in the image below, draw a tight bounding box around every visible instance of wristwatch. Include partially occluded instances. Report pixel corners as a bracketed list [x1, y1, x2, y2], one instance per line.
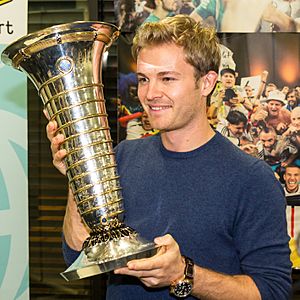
[169, 255, 194, 298]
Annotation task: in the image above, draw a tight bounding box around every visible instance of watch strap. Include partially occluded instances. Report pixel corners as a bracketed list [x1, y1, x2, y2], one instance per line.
[183, 255, 194, 280]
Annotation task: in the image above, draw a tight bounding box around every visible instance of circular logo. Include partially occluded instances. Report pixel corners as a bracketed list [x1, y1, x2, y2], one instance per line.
[56, 57, 73, 74]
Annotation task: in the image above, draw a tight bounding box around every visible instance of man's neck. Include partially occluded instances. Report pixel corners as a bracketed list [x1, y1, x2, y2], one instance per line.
[161, 120, 215, 152]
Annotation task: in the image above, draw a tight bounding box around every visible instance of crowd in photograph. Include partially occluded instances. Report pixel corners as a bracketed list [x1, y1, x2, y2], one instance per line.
[116, 0, 300, 32]
[209, 67, 300, 183]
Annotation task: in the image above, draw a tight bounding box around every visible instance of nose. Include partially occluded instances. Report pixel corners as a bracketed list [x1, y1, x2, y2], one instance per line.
[145, 80, 163, 101]
[270, 104, 278, 110]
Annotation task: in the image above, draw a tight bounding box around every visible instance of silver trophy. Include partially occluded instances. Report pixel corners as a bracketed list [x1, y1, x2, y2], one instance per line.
[1, 21, 157, 281]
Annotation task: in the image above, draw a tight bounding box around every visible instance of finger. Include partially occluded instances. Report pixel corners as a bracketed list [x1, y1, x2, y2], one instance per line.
[46, 120, 58, 141]
[114, 267, 154, 278]
[53, 149, 68, 175]
[43, 109, 50, 120]
[115, 267, 166, 288]
[126, 238, 175, 271]
[50, 134, 65, 154]
[53, 149, 68, 165]
[127, 255, 161, 271]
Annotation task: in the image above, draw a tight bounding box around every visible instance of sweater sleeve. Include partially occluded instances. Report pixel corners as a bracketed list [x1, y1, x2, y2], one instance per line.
[233, 160, 292, 300]
[62, 233, 81, 267]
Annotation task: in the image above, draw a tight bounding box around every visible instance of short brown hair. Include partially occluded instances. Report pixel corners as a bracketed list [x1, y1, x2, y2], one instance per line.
[132, 14, 220, 81]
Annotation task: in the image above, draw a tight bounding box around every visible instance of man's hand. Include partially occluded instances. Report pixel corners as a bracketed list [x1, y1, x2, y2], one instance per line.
[276, 122, 288, 134]
[114, 234, 185, 288]
[44, 110, 89, 250]
[45, 116, 68, 175]
[252, 109, 268, 122]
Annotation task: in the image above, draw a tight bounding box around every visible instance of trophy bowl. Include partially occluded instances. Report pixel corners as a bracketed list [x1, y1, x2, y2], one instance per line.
[1, 21, 157, 281]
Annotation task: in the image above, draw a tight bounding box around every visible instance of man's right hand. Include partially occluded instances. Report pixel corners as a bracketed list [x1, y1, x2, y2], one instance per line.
[252, 109, 268, 122]
[45, 117, 89, 250]
[45, 120, 68, 175]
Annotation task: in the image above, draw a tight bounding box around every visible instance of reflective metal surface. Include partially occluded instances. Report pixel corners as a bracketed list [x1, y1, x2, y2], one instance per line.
[1, 21, 156, 280]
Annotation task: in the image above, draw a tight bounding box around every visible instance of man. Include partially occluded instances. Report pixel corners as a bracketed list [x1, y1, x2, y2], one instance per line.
[251, 89, 290, 134]
[209, 68, 250, 124]
[216, 110, 250, 146]
[143, 0, 177, 23]
[283, 107, 300, 149]
[284, 164, 300, 195]
[285, 89, 299, 112]
[220, 67, 236, 89]
[265, 82, 277, 94]
[47, 15, 291, 299]
[258, 126, 297, 170]
[260, 0, 300, 32]
[283, 165, 300, 269]
[190, 0, 299, 32]
[216, 110, 261, 157]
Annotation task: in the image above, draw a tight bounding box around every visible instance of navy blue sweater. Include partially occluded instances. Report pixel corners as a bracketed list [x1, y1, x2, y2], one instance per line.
[63, 132, 292, 299]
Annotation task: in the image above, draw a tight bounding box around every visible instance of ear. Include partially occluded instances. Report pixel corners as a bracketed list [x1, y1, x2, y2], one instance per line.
[200, 71, 218, 96]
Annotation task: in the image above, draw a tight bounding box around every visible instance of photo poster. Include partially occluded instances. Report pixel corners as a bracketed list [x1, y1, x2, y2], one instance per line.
[0, 0, 29, 299]
[114, 0, 300, 33]
[208, 33, 300, 268]
[117, 33, 159, 141]
[115, 2, 300, 266]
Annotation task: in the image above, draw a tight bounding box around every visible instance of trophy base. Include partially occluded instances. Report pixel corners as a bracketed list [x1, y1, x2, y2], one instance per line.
[61, 242, 158, 281]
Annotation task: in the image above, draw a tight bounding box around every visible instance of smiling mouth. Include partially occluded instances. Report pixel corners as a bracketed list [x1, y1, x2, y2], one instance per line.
[288, 181, 298, 185]
[149, 105, 171, 111]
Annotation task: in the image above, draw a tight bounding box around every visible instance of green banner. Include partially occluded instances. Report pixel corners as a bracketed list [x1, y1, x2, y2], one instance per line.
[0, 0, 29, 299]
[0, 45, 28, 300]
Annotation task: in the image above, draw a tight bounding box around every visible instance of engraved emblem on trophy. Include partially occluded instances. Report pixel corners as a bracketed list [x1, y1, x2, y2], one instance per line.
[1, 21, 157, 281]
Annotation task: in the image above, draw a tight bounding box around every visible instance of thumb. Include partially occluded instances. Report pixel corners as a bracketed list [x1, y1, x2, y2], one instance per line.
[154, 234, 175, 247]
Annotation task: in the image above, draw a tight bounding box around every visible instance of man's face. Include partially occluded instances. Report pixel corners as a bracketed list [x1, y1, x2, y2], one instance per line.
[291, 109, 300, 129]
[161, 0, 177, 12]
[136, 43, 214, 133]
[287, 91, 297, 106]
[221, 72, 235, 89]
[265, 85, 276, 97]
[141, 111, 152, 131]
[228, 122, 245, 137]
[267, 100, 283, 117]
[282, 86, 289, 95]
[259, 131, 276, 151]
[284, 167, 300, 193]
[244, 86, 253, 97]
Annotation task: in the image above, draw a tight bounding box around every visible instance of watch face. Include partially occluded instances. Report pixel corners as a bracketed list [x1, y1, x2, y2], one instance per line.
[173, 281, 193, 298]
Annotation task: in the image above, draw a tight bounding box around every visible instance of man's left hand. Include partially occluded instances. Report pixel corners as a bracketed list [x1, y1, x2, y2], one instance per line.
[114, 234, 185, 288]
